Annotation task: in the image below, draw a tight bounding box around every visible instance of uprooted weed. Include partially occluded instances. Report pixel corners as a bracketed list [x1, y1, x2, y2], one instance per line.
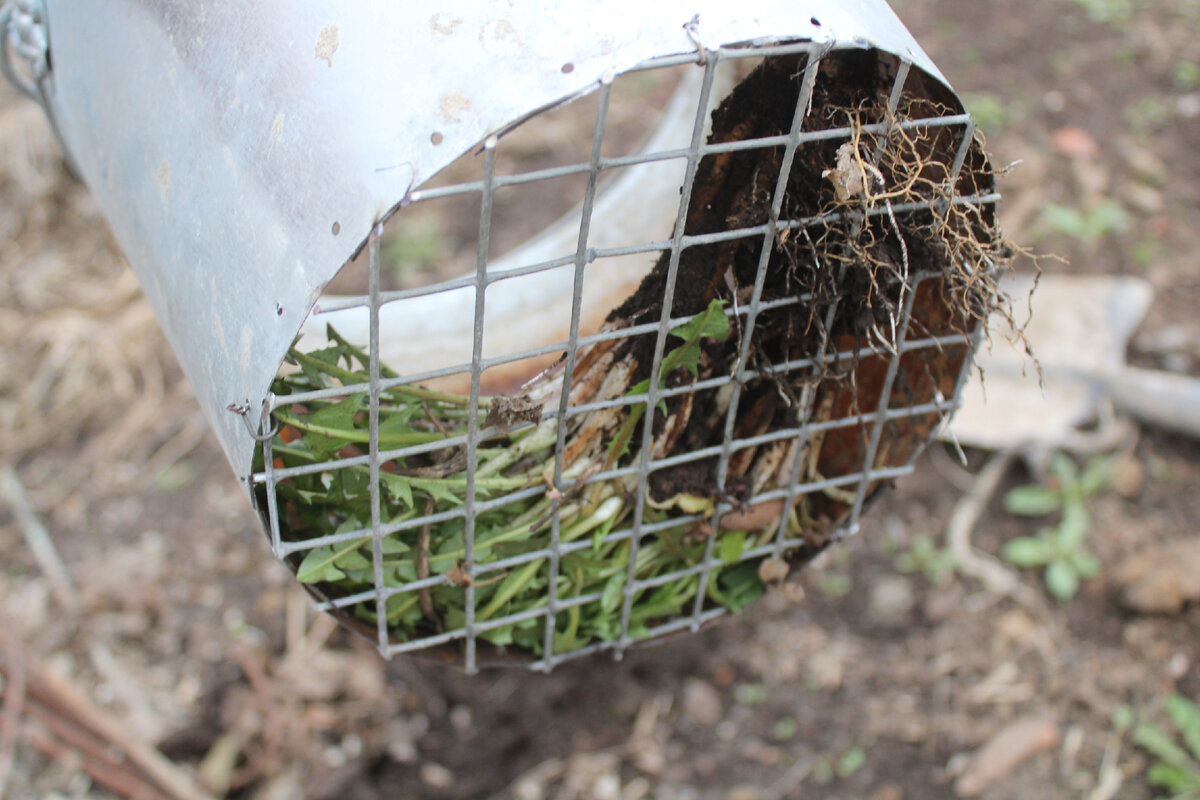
[259, 51, 1029, 662]
[780, 95, 1025, 388]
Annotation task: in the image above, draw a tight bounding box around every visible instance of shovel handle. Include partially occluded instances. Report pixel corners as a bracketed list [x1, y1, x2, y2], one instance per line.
[1105, 365, 1200, 440]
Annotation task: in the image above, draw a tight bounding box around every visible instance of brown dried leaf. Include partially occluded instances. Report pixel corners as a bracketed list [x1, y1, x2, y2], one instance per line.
[757, 558, 790, 585]
[1114, 538, 1200, 614]
[1050, 126, 1099, 159]
[483, 393, 543, 434]
[954, 714, 1059, 797]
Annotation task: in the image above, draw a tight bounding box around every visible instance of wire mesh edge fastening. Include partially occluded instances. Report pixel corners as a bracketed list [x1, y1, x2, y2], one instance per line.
[254, 39, 996, 672]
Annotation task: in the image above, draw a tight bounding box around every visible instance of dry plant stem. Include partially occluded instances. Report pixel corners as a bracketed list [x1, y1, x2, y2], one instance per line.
[929, 441, 983, 493]
[24, 724, 171, 800]
[945, 448, 1043, 609]
[0, 631, 215, 800]
[0, 464, 77, 609]
[24, 700, 137, 781]
[1086, 725, 1125, 800]
[0, 641, 24, 800]
[32, 676, 214, 800]
[280, 598, 339, 677]
[196, 730, 245, 798]
[230, 642, 283, 775]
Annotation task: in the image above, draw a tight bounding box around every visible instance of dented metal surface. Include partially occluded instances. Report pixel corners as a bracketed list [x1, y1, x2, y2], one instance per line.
[31, 1, 948, 489]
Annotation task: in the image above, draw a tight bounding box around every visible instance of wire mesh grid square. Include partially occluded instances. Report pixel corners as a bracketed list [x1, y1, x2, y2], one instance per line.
[251, 40, 997, 672]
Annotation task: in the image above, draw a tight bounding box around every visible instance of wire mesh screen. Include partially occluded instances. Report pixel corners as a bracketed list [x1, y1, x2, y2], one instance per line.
[251, 41, 1000, 672]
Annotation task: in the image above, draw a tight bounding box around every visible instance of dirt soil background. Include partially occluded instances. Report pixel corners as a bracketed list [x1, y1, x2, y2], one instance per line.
[2, 1, 1200, 798]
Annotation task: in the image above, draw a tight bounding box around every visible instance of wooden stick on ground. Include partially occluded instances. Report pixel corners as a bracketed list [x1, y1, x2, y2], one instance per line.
[0, 631, 215, 800]
[24, 724, 172, 800]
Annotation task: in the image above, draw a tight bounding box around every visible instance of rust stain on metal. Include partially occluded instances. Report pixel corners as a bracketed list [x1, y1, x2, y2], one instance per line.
[437, 92, 472, 123]
[429, 14, 463, 36]
[314, 23, 339, 67]
[480, 18, 521, 47]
